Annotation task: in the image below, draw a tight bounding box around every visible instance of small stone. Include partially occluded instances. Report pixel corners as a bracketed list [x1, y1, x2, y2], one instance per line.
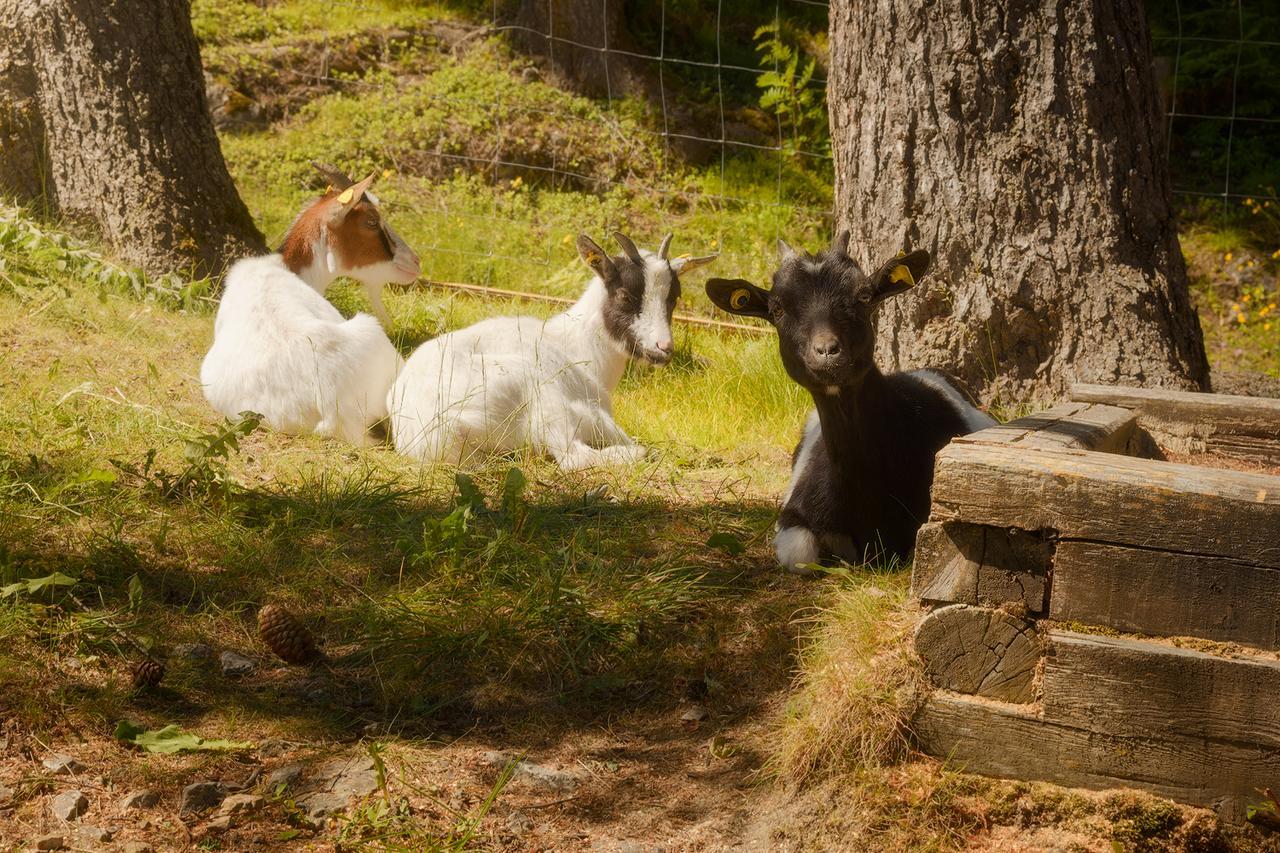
[172, 642, 212, 660]
[119, 789, 159, 811]
[264, 764, 304, 792]
[294, 756, 378, 816]
[121, 844, 153, 853]
[219, 793, 264, 817]
[257, 737, 290, 758]
[481, 752, 581, 793]
[33, 834, 65, 851]
[75, 825, 113, 843]
[50, 789, 88, 821]
[680, 705, 710, 722]
[41, 755, 86, 775]
[506, 809, 534, 834]
[179, 781, 226, 815]
[205, 815, 232, 833]
[0, 782, 14, 805]
[219, 651, 256, 677]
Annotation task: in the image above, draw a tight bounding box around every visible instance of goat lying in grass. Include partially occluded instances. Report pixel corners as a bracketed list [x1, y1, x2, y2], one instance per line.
[388, 232, 715, 470]
[707, 232, 995, 569]
[200, 165, 420, 446]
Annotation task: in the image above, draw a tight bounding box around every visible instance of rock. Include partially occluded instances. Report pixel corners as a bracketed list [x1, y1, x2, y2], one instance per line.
[172, 642, 213, 660]
[50, 790, 88, 821]
[0, 782, 14, 805]
[219, 651, 256, 677]
[219, 793, 264, 817]
[119, 789, 159, 811]
[179, 781, 226, 815]
[41, 755, 86, 775]
[506, 809, 534, 834]
[481, 751, 582, 793]
[121, 844, 153, 853]
[33, 834, 65, 851]
[295, 756, 378, 816]
[75, 825, 113, 843]
[257, 738, 290, 758]
[205, 815, 232, 834]
[265, 763, 304, 792]
[680, 705, 710, 722]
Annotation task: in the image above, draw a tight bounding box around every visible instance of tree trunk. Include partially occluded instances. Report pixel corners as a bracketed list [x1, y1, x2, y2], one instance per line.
[828, 0, 1209, 403]
[509, 0, 643, 100]
[1, 0, 265, 277]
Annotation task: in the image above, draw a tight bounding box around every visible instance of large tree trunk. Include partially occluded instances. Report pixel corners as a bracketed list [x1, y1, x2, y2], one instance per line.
[828, 0, 1209, 403]
[0, 0, 265, 277]
[508, 0, 644, 100]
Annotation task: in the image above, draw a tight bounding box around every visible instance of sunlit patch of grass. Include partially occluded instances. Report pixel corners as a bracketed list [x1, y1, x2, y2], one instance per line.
[190, 0, 468, 47]
[771, 568, 924, 787]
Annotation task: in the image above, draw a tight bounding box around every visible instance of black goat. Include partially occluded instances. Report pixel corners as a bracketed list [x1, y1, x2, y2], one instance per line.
[706, 232, 996, 569]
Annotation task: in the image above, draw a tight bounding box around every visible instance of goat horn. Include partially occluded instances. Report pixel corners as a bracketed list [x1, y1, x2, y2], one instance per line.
[831, 229, 851, 256]
[777, 238, 796, 261]
[612, 232, 644, 265]
[657, 233, 673, 260]
[310, 161, 355, 190]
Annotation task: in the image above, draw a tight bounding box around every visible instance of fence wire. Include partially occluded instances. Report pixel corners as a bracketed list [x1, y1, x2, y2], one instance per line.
[295, 1, 1274, 299]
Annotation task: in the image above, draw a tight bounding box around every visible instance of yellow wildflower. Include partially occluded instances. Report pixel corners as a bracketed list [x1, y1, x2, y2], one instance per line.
[1237, 313, 1247, 324]
[1225, 252, 1233, 262]
[1266, 322, 1273, 331]
[1243, 294, 1252, 303]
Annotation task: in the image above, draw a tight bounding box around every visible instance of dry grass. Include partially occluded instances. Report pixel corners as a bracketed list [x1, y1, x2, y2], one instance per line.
[770, 569, 925, 787]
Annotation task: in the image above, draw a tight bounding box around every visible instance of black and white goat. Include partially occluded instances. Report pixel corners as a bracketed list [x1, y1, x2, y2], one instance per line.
[706, 232, 995, 569]
[388, 232, 715, 470]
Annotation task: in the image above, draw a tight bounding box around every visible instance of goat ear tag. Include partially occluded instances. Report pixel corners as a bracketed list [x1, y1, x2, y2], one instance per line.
[585, 251, 602, 266]
[889, 265, 915, 287]
[729, 288, 752, 310]
[336, 187, 355, 205]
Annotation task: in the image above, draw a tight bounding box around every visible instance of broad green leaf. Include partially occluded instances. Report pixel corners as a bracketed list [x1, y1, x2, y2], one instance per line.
[1, 572, 77, 598]
[114, 721, 253, 753]
[706, 532, 745, 556]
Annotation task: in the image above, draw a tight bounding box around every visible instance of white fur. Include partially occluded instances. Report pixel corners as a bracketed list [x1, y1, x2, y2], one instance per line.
[775, 526, 820, 573]
[388, 276, 652, 470]
[781, 410, 821, 506]
[201, 255, 402, 447]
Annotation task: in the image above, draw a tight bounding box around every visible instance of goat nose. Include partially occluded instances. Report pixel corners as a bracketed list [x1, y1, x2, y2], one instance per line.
[656, 337, 673, 354]
[812, 335, 841, 358]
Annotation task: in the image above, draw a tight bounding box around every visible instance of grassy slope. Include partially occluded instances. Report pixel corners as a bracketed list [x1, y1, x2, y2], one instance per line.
[0, 1, 1276, 849]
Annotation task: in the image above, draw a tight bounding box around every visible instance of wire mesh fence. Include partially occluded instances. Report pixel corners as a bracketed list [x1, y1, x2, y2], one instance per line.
[261, 0, 1275, 310]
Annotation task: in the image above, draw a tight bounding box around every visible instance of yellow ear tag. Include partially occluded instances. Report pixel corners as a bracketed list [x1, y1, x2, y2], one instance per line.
[730, 288, 751, 310]
[336, 187, 355, 205]
[585, 251, 602, 266]
[889, 265, 915, 287]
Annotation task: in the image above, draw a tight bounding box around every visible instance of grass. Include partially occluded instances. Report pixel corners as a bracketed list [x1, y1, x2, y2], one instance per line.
[2, 2, 1278, 849]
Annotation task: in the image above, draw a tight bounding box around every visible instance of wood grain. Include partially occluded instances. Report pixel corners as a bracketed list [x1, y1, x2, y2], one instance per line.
[912, 521, 1051, 612]
[914, 605, 1040, 703]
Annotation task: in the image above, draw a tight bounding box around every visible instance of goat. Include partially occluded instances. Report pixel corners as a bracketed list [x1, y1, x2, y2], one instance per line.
[706, 232, 996, 570]
[387, 232, 715, 470]
[200, 166, 421, 446]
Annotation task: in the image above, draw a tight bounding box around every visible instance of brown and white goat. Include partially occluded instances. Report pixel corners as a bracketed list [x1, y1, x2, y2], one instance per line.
[200, 164, 420, 446]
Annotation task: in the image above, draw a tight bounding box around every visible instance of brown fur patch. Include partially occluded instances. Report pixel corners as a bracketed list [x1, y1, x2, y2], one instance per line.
[278, 193, 393, 275]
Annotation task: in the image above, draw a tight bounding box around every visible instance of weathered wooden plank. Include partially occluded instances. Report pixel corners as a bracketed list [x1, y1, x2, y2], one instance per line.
[1072, 383, 1280, 463]
[962, 402, 1138, 454]
[911, 521, 1051, 611]
[914, 605, 1040, 703]
[930, 442, 1280, 568]
[1051, 540, 1280, 649]
[1042, 631, 1280, 749]
[914, 693, 1280, 820]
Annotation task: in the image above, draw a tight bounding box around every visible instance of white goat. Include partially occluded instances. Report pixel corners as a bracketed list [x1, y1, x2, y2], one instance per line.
[200, 165, 421, 446]
[387, 232, 715, 470]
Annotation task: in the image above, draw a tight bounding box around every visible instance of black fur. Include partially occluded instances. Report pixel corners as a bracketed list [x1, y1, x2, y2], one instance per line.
[578, 233, 681, 365]
[708, 235, 994, 564]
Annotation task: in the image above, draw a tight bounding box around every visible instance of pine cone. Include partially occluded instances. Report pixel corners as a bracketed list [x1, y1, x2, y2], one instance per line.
[131, 657, 165, 690]
[258, 604, 322, 665]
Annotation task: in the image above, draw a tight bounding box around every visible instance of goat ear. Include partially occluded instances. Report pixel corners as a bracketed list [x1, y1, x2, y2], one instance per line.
[706, 277, 769, 319]
[327, 174, 375, 226]
[577, 234, 615, 278]
[867, 249, 930, 303]
[670, 253, 717, 275]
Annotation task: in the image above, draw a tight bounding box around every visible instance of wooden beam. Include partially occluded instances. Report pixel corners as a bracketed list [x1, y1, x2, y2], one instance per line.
[1051, 540, 1280, 649]
[930, 442, 1280, 568]
[914, 693, 1280, 821]
[1042, 631, 1280, 750]
[1071, 384, 1280, 464]
[911, 521, 1051, 612]
[961, 402, 1139, 454]
[913, 605, 1040, 703]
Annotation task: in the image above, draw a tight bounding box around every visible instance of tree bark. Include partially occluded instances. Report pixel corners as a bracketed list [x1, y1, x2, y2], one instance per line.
[828, 0, 1209, 403]
[1, 0, 265, 277]
[508, 0, 644, 100]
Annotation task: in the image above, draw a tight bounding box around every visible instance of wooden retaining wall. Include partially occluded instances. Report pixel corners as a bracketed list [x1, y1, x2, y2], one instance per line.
[910, 385, 1280, 820]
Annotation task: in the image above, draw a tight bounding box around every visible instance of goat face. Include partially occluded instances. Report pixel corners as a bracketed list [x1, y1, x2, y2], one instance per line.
[282, 165, 421, 286]
[705, 232, 931, 391]
[578, 232, 716, 365]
